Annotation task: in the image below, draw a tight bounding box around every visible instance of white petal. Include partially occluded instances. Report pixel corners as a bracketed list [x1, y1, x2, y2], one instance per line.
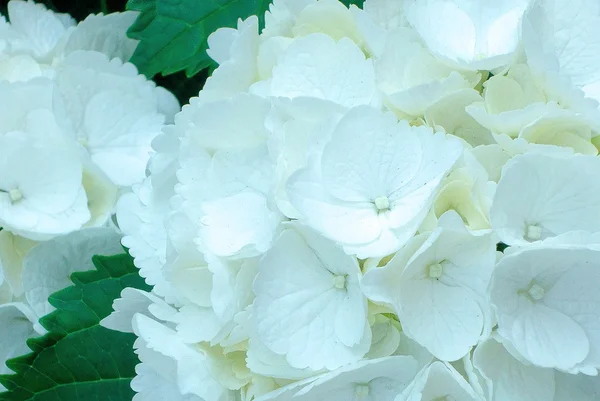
[7, 0, 72, 58]
[176, 93, 270, 152]
[287, 168, 382, 245]
[199, 190, 282, 258]
[424, 89, 494, 147]
[22, 227, 123, 318]
[366, 212, 496, 361]
[473, 337, 555, 401]
[553, 370, 600, 401]
[397, 361, 482, 401]
[253, 226, 370, 370]
[523, 0, 600, 86]
[292, 356, 419, 401]
[58, 11, 139, 61]
[288, 107, 463, 258]
[405, 0, 528, 70]
[0, 231, 37, 297]
[490, 245, 600, 372]
[491, 152, 600, 245]
[100, 288, 170, 334]
[84, 90, 163, 187]
[269, 33, 378, 107]
[367, 315, 402, 359]
[0, 303, 37, 377]
[132, 314, 233, 400]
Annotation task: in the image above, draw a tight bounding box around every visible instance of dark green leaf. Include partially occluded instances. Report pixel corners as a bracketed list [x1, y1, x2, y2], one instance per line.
[339, 0, 365, 8]
[126, 0, 272, 78]
[0, 254, 150, 401]
[496, 242, 509, 253]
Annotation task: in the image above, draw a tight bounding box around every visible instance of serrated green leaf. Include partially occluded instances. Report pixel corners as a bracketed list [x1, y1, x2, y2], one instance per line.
[0, 254, 151, 401]
[126, 0, 272, 78]
[339, 0, 365, 7]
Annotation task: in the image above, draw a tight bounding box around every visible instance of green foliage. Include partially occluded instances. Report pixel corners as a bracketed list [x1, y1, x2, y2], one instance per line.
[339, 0, 365, 7]
[0, 254, 150, 401]
[126, 0, 272, 78]
[497, 242, 509, 253]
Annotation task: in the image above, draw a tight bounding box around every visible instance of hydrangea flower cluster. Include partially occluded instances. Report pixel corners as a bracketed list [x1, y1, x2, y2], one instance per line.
[0, 0, 176, 381]
[104, 0, 600, 400]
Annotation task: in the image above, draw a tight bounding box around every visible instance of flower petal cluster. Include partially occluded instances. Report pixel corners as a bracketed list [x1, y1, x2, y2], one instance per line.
[105, 0, 600, 400]
[0, 0, 176, 377]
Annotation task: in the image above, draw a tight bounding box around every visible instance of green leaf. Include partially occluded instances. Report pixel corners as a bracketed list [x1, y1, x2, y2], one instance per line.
[339, 0, 365, 7]
[126, 0, 273, 78]
[0, 254, 151, 401]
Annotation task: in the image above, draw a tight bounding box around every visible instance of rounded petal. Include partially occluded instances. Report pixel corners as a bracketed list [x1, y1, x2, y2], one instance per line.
[253, 227, 370, 370]
[405, 0, 528, 70]
[269, 33, 378, 107]
[491, 153, 600, 245]
[490, 245, 600, 372]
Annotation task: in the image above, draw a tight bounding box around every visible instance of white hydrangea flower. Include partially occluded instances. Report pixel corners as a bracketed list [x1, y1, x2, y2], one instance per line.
[93, 0, 600, 399]
[490, 242, 600, 374]
[54, 51, 166, 187]
[257, 356, 419, 401]
[490, 152, 600, 246]
[0, 0, 176, 380]
[253, 223, 370, 370]
[0, 131, 90, 240]
[287, 106, 463, 258]
[362, 211, 496, 361]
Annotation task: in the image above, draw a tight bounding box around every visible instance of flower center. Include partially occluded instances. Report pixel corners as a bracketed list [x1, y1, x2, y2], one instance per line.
[354, 384, 369, 398]
[428, 263, 443, 279]
[78, 137, 88, 147]
[9, 188, 23, 203]
[332, 274, 347, 290]
[527, 283, 545, 301]
[374, 196, 390, 211]
[525, 224, 542, 241]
